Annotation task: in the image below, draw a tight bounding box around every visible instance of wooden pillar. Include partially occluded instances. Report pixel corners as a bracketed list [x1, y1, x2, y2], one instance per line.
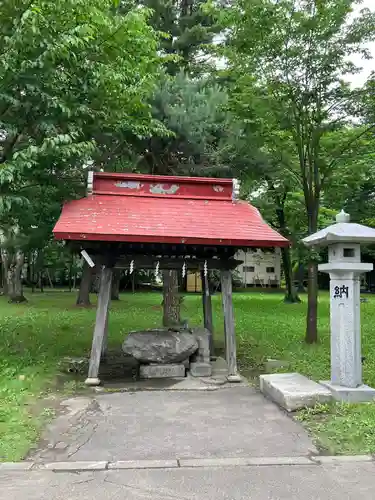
[85, 265, 113, 386]
[201, 271, 214, 357]
[101, 312, 109, 358]
[220, 269, 241, 382]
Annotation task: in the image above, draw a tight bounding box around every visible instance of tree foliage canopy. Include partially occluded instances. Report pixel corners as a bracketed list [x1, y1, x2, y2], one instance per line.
[212, 0, 375, 337]
[0, 0, 162, 198]
[1, 0, 375, 325]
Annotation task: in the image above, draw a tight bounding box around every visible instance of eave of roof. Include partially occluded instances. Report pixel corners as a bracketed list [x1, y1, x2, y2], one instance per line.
[53, 173, 289, 248]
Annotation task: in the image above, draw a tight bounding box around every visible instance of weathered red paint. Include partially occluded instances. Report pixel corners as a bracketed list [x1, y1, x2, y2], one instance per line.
[92, 172, 233, 200]
[53, 173, 289, 248]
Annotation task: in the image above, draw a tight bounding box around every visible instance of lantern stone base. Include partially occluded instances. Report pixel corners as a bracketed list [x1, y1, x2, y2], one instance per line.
[85, 377, 101, 386]
[140, 364, 186, 379]
[320, 381, 375, 403]
[259, 373, 332, 412]
[190, 362, 212, 378]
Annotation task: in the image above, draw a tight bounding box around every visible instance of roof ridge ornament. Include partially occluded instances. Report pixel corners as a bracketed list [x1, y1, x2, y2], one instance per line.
[232, 178, 240, 202]
[336, 209, 350, 223]
[87, 170, 94, 196]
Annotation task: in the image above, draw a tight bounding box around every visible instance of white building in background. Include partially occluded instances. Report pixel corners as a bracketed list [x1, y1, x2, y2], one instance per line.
[184, 249, 282, 292]
[235, 248, 281, 287]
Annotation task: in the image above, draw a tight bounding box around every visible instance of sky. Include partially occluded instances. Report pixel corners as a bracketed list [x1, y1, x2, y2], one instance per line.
[349, 0, 375, 87]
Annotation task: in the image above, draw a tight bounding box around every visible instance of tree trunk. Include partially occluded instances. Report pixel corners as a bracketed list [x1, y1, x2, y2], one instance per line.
[46, 268, 54, 288]
[35, 250, 44, 292]
[76, 261, 92, 307]
[131, 271, 135, 294]
[297, 263, 305, 292]
[281, 247, 301, 303]
[1, 252, 8, 296]
[92, 261, 102, 293]
[111, 269, 121, 300]
[68, 261, 73, 292]
[275, 204, 300, 303]
[39, 271, 44, 293]
[201, 271, 214, 356]
[162, 270, 181, 327]
[30, 253, 35, 292]
[305, 204, 319, 344]
[306, 261, 318, 343]
[7, 250, 27, 303]
[26, 253, 32, 285]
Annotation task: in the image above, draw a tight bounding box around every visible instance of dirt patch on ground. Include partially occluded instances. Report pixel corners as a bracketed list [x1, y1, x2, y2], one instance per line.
[21, 373, 94, 460]
[25, 395, 96, 462]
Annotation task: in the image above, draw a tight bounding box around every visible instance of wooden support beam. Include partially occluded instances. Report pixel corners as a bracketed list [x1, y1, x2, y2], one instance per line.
[68, 241, 239, 259]
[101, 311, 109, 358]
[85, 265, 113, 386]
[201, 271, 214, 357]
[220, 269, 241, 382]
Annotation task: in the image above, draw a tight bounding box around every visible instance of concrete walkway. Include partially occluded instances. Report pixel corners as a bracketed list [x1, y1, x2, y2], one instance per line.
[2, 461, 375, 499]
[2, 385, 374, 498]
[28, 387, 316, 462]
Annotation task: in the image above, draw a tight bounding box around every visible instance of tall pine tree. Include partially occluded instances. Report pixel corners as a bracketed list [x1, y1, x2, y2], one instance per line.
[140, 0, 225, 326]
[144, 0, 220, 75]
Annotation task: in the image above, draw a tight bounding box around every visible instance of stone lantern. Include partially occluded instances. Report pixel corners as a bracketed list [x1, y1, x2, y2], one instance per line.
[303, 210, 375, 402]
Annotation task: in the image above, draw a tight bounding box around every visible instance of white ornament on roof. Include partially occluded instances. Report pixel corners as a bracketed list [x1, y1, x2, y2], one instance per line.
[232, 178, 240, 201]
[336, 209, 350, 223]
[87, 171, 94, 196]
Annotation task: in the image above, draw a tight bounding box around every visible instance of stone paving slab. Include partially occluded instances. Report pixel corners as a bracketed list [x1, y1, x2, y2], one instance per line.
[178, 456, 314, 467]
[1, 463, 375, 499]
[107, 459, 179, 470]
[93, 372, 248, 392]
[4, 454, 375, 472]
[29, 387, 316, 462]
[260, 373, 332, 411]
[40, 461, 108, 471]
[0, 462, 33, 471]
[311, 455, 374, 464]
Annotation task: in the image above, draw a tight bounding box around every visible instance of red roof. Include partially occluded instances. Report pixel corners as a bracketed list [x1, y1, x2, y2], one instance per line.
[53, 173, 288, 248]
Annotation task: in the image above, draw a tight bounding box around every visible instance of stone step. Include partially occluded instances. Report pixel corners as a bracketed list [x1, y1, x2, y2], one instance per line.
[259, 373, 332, 412]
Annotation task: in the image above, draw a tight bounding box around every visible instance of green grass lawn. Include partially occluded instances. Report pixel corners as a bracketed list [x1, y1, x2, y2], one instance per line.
[1, 290, 375, 460]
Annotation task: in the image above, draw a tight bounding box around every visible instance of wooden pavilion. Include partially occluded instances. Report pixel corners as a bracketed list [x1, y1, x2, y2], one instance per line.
[53, 172, 288, 385]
